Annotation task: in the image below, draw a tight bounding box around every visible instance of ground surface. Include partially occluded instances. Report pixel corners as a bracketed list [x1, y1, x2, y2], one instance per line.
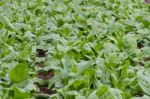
[0, 0, 150, 99]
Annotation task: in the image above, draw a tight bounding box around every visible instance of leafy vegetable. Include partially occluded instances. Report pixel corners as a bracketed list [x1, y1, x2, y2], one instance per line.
[137, 68, 150, 96]
[0, 0, 150, 98]
[10, 62, 29, 83]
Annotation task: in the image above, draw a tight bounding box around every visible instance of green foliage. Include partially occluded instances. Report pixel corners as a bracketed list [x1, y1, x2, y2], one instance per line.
[13, 86, 30, 99]
[0, 0, 150, 98]
[137, 68, 150, 96]
[10, 62, 29, 82]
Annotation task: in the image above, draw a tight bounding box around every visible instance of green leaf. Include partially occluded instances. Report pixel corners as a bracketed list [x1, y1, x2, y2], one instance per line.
[13, 87, 30, 99]
[0, 15, 14, 30]
[88, 87, 123, 99]
[96, 85, 109, 96]
[69, 79, 86, 90]
[137, 68, 150, 95]
[10, 62, 29, 82]
[110, 74, 118, 88]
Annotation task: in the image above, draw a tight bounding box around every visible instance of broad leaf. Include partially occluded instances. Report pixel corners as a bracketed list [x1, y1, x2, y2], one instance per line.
[10, 62, 29, 83]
